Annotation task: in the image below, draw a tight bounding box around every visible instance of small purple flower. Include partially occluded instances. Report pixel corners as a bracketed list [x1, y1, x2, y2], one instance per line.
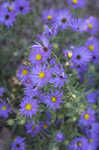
[68, 0, 86, 8]
[49, 64, 67, 88]
[79, 107, 96, 126]
[39, 121, 50, 130]
[1, 2, 16, 14]
[15, 0, 30, 15]
[42, 8, 56, 23]
[84, 16, 99, 36]
[0, 87, 5, 97]
[0, 8, 16, 28]
[55, 132, 64, 142]
[26, 122, 40, 136]
[55, 8, 72, 30]
[20, 97, 38, 118]
[29, 48, 48, 65]
[11, 136, 25, 150]
[31, 65, 52, 87]
[44, 90, 63, 110]
[85, 37, 99, 52]
[32, 36, 52, 58]
[16, 65, 30, 84]
[0, 101, 11, 118]
[71, 47, 92, 66]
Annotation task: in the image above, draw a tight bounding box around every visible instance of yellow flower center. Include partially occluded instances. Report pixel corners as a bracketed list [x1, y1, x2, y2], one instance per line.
[2, 106, 7, 111]
[84, 113, 90, 120]
[68, 52, 72, 58]
[43, 124, 48, 129]
[36, 54, 42, 60]
[39, 72, 45, 79]
[89, 138, 93, 143]
[25, 104, 32, 110]
[88, 24, 93, 29]
[8, 7, 13, 11]
[32, 126, 35, 130]
[89, 45, 94, 51]
[77, 141, 82, 147]
[51, 96, 56, 102]
[22, 69, 28, 75]
[47, 15, 52, 20]
[72, 0, 77, 4]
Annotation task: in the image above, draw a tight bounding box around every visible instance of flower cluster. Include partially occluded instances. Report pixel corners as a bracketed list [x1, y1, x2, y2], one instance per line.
[0, 0, 30, 28]
[1, 0, 99, 149]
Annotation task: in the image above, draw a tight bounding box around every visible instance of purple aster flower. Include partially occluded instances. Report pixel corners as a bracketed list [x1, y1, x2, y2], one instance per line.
[49, 64, 67, 88]
[32, 36, 52, 58]
[70, 17, 86, 33]
[42, 8, 56, 23]
[0, 8, 16, 28]
[15, 0, 30, 15]
[16, 65, 30, 84]
[68, 137, 88, 150]
[55, 132, 64, 142]
[68, 0, 86, 8]
[26, 122, 40, 136]
[31, 64, 51, 87]
[55, 8, 72, 30]
[85, 37, 99, 52]
[85, 123, 99, 137]
[20, 97, 38, 118]
[87, 136, 99, 150]
[29, 48, 48, 65]
[79, 107, 96, 126]
[44, 90, 63, 110]
[11, 136, 25, 150]
[0, 101, 11, 118]
[39, 121, 50, 130]
[86, 92, 98, 104]
[84, 16, 99, 36]
[0, 87, 5, 97]
[1, 2, 16, 15]
[71, 47, 92, 66]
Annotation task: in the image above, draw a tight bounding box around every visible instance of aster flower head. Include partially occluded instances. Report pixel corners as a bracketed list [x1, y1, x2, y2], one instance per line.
[0, 87, 5, 97]
[15, 0, 30, 15]
[42, 8, 56, 23]
[1, 2, 16, 15]
[39, 121, 50, 130]
[31, 64, 52, 87]
[20, 97, 38, 118]
[29, 48, 48, 65]
[0, 101, 11, 118]
[63, 49, 73, 59]
[44, 90, 63, 110]
[16, 65, 30, 84]
[11, 136, 25, 150]
[32, 36, 52, 59]
[85, 37, 99, 52]
[55, 132, 64, 142]
[79, 107, 96, 126]
[68, 137, 88, 150]
[84, 16, 99, 36]
[26, 122, 40, 136]
[0, 8, 16, 28]
[56, 8, 72, 30]
[68, 0, 86, 8]
[49, 64, 67, 88]
[71, 47, 92, 66]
